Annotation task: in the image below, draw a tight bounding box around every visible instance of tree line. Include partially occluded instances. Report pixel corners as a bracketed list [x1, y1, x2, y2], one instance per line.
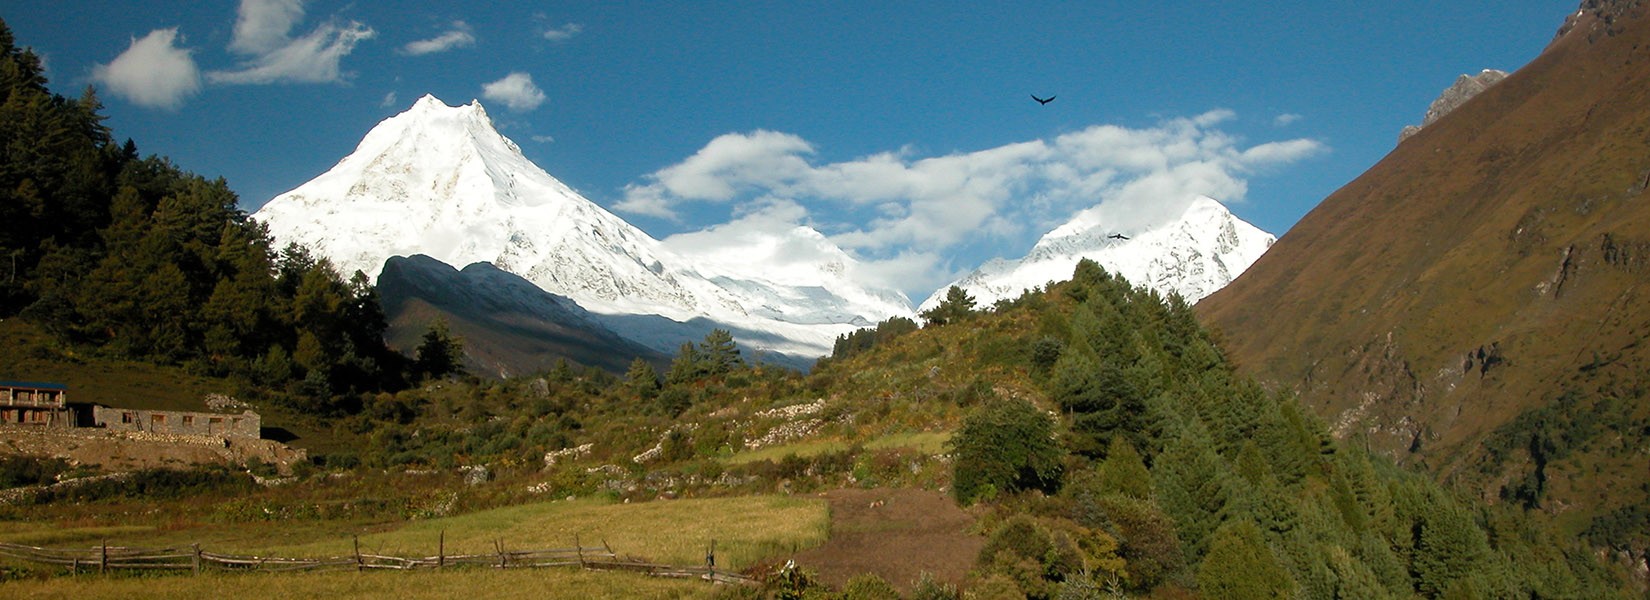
[0, 19, 460, 414]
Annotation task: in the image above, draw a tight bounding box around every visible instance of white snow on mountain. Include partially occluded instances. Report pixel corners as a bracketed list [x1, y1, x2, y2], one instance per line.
[919, 196, 1273, 312]
[253, 95, 911, 360]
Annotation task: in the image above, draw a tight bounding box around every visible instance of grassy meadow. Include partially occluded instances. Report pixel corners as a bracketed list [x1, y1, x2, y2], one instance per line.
[0, 494, 828, 597]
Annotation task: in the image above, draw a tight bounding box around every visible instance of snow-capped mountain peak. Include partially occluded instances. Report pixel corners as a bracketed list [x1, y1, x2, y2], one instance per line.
[919, 196, 1273, 311]
[253, 96, 911, 363]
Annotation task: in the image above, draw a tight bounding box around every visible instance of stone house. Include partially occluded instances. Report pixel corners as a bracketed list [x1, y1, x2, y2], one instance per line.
[91, 406, 261, 439]
[0, 381, 72, 427]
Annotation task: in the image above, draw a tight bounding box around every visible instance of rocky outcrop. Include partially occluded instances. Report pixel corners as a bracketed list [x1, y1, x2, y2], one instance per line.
[1556, 0, 1647, 42]
[1398, 70, 1507, 143]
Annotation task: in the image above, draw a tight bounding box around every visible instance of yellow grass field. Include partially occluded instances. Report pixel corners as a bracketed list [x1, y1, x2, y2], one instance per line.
[1, 567, 720, 599]
[0, 494, 828, 598]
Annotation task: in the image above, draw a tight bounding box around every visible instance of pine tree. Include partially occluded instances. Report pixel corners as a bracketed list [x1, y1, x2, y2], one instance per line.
[697, 328, 743, 376]
[920, 285, 976, 325]
[665, 341, 702, 385]
[1195, 520, 1296, 599]
[623, 357, 660, 399]
[1098, 437, 1153, 499]
[414, 318, 464, 381]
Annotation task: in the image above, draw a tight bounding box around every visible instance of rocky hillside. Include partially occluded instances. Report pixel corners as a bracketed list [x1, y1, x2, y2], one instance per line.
[1198, 0, 1650, 558]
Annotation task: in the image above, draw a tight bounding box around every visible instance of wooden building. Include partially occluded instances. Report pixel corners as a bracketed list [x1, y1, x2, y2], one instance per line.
[0, 381, 72, 427]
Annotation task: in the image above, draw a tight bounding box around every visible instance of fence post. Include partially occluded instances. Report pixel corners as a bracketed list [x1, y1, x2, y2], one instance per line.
[706, 539, 716, 581]
[99, 539, 107, 575]
[495, 539, 506, 569]
[192, 543, 201, 575]
[575, 534, 583, 567]
[354, 535, 362, 572]
[438, 530, 445, 569]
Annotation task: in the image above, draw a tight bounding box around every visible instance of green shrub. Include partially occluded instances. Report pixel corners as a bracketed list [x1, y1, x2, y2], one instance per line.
[950, 397, 1063, 505]
[0, 456, 72, 488]
[839, 573, 901, 600]
[908, 571, 960, 600]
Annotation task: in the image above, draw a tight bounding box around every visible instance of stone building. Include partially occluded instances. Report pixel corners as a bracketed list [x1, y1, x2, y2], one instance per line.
[0, 381, 72, 427]
[91, 406, 261, 439]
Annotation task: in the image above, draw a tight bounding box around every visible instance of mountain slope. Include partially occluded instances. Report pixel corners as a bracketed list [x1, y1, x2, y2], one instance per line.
[1197, 1, 1650, 540]
[921, 196, 1272, 311]
[376, 255, 669, 379]
[253, 95, 911, 363]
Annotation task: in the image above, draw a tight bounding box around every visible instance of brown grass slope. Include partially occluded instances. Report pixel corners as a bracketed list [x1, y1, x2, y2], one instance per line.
[1198, 3, 1650, 525]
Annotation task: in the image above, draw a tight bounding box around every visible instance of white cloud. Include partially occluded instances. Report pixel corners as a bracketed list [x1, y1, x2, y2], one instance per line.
[542, 23, 583, 42]
[91, 28, 200, 110]
[1239, 138, 1326, 166]
[402, 21, 474, 55]
[1274, 113, 1303, 126]
[228, 0, 305, 55]
[210, 0, 375, 85]
[624, 111, 1326, 297]
[481, 72, 546, 112]
[380, 91, 397, 108]
[531, 134, 555, 143]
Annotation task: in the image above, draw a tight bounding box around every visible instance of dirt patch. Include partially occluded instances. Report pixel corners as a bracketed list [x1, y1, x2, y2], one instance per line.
[788, 487, 982, 593]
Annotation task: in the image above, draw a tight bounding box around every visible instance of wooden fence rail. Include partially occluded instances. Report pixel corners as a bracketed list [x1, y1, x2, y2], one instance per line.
[0, 540, 752, 585]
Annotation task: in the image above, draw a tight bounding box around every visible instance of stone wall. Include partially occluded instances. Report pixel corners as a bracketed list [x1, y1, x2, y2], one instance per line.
[91, 406, 260, 439]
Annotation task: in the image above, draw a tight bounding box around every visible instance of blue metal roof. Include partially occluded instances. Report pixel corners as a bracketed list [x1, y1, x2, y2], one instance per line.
[0, 381, 68, 390]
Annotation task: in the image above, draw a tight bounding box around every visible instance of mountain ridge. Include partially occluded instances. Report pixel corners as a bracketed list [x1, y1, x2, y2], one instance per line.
[1197, 0, 1650, 548]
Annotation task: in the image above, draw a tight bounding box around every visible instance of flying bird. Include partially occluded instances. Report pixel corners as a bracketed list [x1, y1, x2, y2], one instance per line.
[1031, 94, 1055, 105]
[1108, 233, 1130, 240]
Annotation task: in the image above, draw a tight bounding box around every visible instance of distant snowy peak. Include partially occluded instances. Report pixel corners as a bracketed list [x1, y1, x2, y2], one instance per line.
[920, 196, 1273, 311]
[253, 95, 911, 361]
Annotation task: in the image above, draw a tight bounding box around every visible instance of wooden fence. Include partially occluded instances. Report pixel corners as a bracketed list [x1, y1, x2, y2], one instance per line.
[0, 536, 752, 585]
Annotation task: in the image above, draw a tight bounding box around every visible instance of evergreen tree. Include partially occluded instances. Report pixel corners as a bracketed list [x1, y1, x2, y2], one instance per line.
[414, 318, 464, 381]
[623, 357, 660, 399]
[697, 328, 743, 376]
[920, 285, 976, 325]
[665, 341, 702, 385]
[1195, 520, 1296, 599]
[1097, 437, 1152, 500]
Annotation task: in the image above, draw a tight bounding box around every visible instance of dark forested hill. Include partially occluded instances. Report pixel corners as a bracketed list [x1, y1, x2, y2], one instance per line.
[0, 18, 408, 415]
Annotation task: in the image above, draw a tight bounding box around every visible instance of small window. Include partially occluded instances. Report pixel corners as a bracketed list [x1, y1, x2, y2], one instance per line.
[152, 414, 165, 425]
[122, 412, 134, 424]
[182, 415, 194, 426]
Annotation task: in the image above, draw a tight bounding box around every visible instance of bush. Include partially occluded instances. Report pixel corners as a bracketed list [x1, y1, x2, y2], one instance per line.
[28, 467, 256, 504]
[908, 571, 960, 600]
[951, 397, 1063, 505]
[0, 456, 72, 488]
[840, 573, 901, 600]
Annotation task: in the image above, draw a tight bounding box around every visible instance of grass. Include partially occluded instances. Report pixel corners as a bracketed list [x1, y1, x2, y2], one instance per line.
[0, 320, 225, 413]
[0, 566, 719, 599]
[260, 495, 828, 570]
[5, 494, 828, 572]
[0, 525, 157, 547]
[0, 494, 827, 597]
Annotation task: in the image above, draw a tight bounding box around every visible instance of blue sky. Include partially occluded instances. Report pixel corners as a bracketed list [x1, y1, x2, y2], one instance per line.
[5, 1, 1574, 298]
